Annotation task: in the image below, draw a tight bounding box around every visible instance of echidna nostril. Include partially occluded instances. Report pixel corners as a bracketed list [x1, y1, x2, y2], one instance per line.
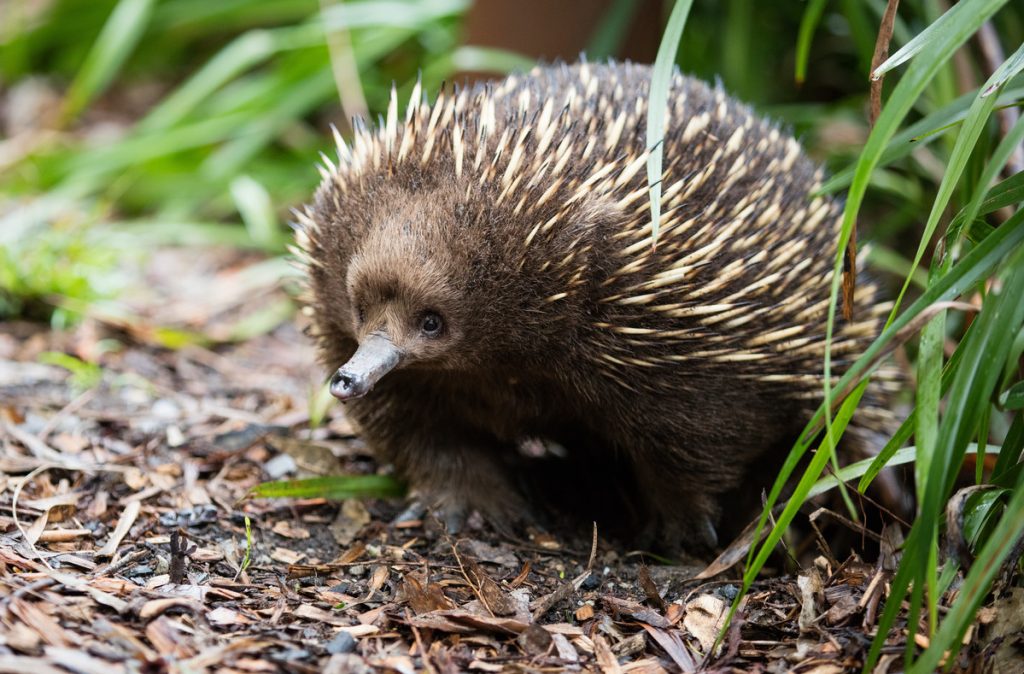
[329, 370, 346, 388]
[329, 369, 360, 398]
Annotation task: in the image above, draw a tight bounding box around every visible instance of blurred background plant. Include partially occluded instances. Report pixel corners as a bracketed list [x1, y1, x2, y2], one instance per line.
[2, 1, 1023, 669]
[7, 0, 1019, 329]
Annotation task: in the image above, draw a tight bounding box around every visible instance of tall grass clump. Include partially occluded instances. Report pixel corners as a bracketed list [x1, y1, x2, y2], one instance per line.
[652, 0, 1023, 669]
[1, 0, 531, 323]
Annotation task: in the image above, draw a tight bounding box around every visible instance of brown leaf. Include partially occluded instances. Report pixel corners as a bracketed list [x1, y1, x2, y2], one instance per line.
[293, 604, 380, 633]
[138, 598, 203, 620]
[464, 556, 517, 616]
[517, 623, 553, 656]
[640, 625, 698, 673]
[401, 574, 456, 615]
[531, 581, 574, 622]
[638, 565, 666, 611]
[682, 593, 727, 655]
[271, 520, 310, 539]
[146, 616, 196, 659]
[601, 595, 670, 628]
[406, 609, 528, 635]
[8, 599, 74, 648]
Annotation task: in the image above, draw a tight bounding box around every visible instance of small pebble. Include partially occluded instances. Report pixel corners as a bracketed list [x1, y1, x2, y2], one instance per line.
[717, 584, 739, 600]
[326, 631, 357, 654]
[264, 453, 297, 479]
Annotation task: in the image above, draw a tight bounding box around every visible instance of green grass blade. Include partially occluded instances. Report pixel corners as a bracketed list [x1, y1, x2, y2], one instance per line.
[139, 24, 323, 132]
[795, 0, 828, 85]
[1002, 381, 1024, 410]
[816, 1, 1008, 588]
[230, 175, 282, 251]
[818, 82, 1024, 194]
[62, 0, 157, 122]
[319, 0, 470, 31]
[586, 0, 641, 60]
[813, 443, 1000, 499]
[981, 39, 1024, 96]
[445, 46, 536, 74]
[646, 0, 694, 245]
[993, 414, 1024, 481]
[251, 475, 406, 500]
[889, 41, 1022, 339]
[201, 68, 337, 179]
[871, 0, 975, 78]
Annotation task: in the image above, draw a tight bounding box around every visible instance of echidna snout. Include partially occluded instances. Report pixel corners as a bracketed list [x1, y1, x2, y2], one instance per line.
[329, 332, 402, 400]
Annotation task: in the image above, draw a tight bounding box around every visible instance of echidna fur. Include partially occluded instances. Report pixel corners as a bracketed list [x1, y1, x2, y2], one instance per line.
[294, 61, 900, 552]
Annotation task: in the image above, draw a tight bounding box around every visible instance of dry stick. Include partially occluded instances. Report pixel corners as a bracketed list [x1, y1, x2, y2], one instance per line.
[807, 506, 884, 543]
[976, 21, 1024, 177]
[451, 541, 496, 617]
[869, 0, 901, 128]
[37, 387, 97, 441]
[531, 523, 600, 622]
[407, 609, 440, 674]
[842, 0, 902, 321]
[10, 464, 55, 570]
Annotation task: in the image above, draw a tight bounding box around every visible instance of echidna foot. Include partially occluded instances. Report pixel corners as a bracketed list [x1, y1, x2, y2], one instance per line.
[393, 497, 468, 534]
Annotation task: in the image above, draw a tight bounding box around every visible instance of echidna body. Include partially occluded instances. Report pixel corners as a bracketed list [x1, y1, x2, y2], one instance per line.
[297, 62, 893, 551]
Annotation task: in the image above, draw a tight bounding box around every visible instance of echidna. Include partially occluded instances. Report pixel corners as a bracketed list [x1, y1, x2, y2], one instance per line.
[294, 61, 895, 552]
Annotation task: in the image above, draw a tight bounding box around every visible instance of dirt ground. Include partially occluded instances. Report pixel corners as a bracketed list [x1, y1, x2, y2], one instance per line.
[1, 246, 1021, 674]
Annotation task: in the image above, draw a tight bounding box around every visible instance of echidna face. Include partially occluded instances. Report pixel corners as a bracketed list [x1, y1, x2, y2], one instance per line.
[326, 196, 480, 400]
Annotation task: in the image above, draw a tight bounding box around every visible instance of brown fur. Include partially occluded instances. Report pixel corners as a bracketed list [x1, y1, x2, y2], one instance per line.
[299, 62, 897, 552]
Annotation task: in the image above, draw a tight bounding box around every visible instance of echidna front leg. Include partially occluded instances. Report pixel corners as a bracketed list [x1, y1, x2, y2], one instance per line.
[344, 386, 529, 533]
[631, 450, 727, 554]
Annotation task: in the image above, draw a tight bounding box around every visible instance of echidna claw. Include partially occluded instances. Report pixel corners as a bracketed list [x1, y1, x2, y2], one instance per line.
[393, 500, 427, 524]
[441, 506, 466, 535]
[393, 499, 466, 535]
[701, 516, 719, 550]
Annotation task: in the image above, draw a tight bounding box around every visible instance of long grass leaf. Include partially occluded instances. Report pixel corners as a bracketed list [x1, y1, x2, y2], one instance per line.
[140, 25, 323, 131]
[62, 0, 157, 121]
[319, 0, 469, 31]
[586, 0, 641, 60]
[646, 0, 694, 245]
[795, 0, 828, 85]
[735, 203, 1024, 662]
[982, 39, 1024, 96]
[251, 475, 406, 500]
[818, 83, 1024, 194]
[871, 0, 971, 78]
[817, 2, 1008, 595]
[871, 242, 1024, 670]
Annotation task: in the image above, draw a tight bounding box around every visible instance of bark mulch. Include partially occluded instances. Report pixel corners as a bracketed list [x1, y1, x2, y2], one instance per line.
[1, 247, 1021, 674]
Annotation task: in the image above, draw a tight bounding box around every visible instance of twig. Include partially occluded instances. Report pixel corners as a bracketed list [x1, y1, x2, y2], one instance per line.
[37, 387, 97, 441]
[10, 464, 54, 570]
[451, 541, 495, 617]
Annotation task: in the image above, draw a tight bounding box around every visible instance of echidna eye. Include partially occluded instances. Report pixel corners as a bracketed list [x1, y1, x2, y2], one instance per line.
[420, 312, 444, 338]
